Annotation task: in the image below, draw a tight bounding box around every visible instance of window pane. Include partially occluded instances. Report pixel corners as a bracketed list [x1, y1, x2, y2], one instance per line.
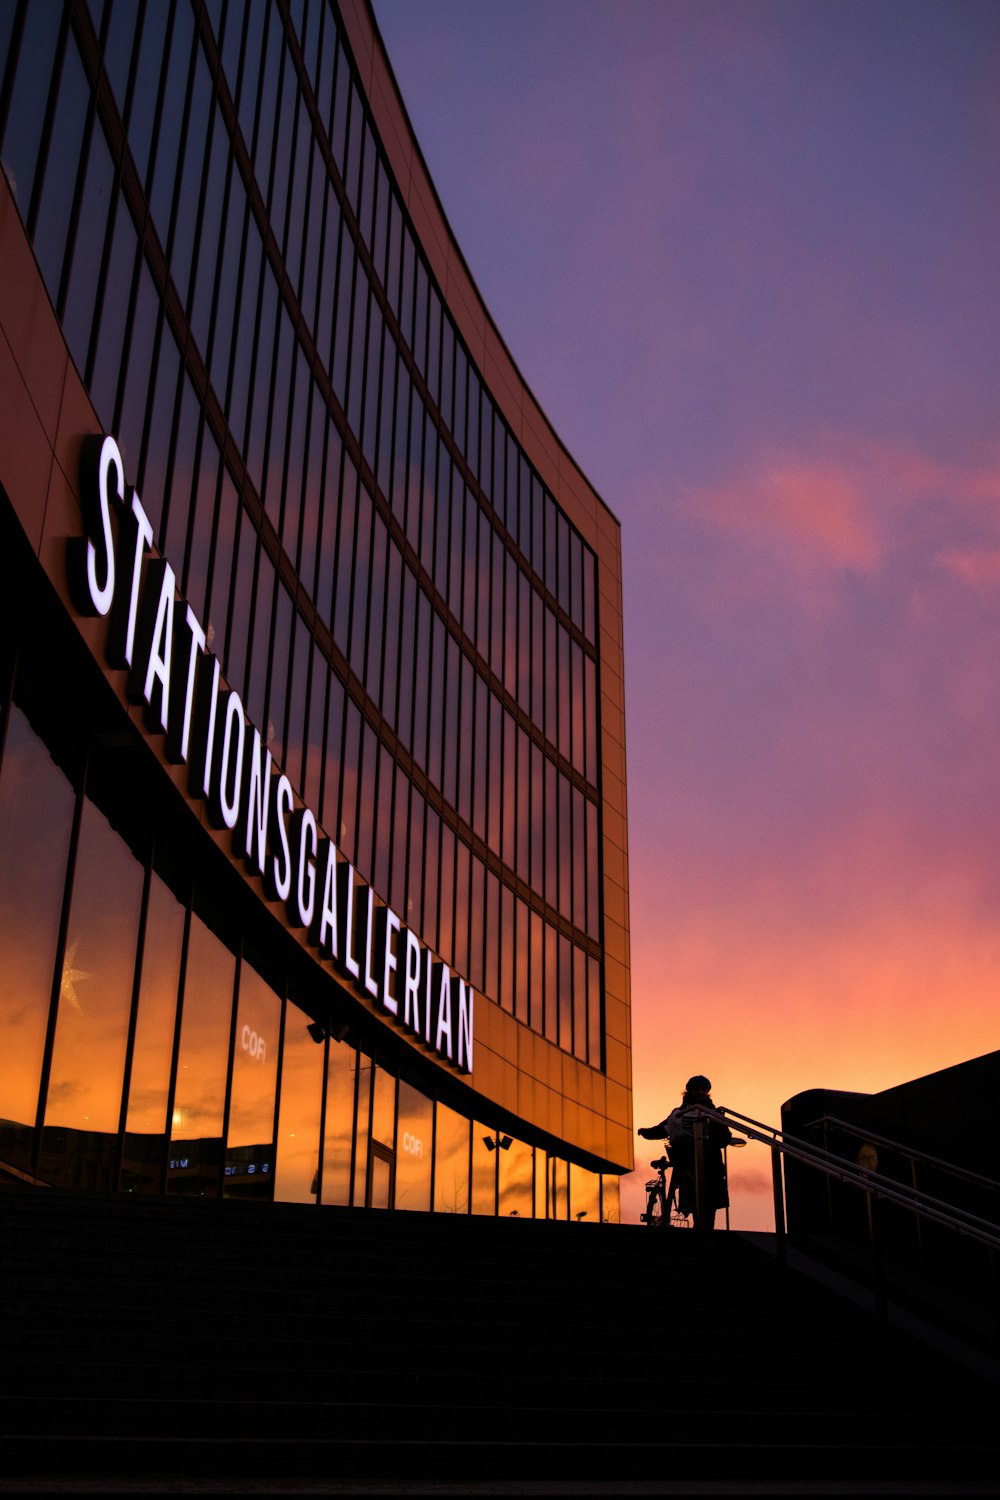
[321, 1035, 354, 1205]
[121, 867, 185, 1193]
[573, 946, 587, 1065]
[588, 956, 602, 1069]
[274, 1000, 324, 1204]
[0, 704, 76, 1173]
[396, 1079, 432, 1212]
[41, 796, 144, 1187]
[167, 42, 211, 310]
[224, 959, 281, 1199]
[167, 910, 235, 1197]
[472, 1121, 496, 1216]
[433, 1100, 469, 1214]
[353, 1051, 371, 1204]
[570, 1163, 601, 1224]
[61, 118, 113, 378]
[1, 2, 59, 222]
[33, 36, 89, 301]
[371, 1062, 395, 1149]
[148, 0, 194, 242]
[499, 1135, 533, 1219]
[129, 0, 170, 189]
[89, 196, 139, 431]
[117, 255, 159, 485]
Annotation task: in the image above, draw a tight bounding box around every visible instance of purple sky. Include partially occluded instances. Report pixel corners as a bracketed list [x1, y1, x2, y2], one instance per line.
[372, 0, 1000, 1223]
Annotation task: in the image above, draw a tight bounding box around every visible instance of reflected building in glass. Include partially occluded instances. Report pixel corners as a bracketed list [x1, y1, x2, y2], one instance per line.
[0, 0, 631, 1222]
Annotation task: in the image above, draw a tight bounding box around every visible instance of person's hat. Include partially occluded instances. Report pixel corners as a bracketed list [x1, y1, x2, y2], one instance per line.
[686, 1075, 712, 1092]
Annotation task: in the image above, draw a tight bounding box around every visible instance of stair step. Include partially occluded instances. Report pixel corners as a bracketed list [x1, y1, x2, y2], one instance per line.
[3, 1183, 998, 1485]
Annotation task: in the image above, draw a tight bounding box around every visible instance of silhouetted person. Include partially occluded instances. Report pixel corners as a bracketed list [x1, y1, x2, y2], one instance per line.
[638, 1074, 733, 1229]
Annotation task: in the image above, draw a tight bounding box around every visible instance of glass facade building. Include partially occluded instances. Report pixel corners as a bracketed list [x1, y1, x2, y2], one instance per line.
[0, 0, 631, 1219]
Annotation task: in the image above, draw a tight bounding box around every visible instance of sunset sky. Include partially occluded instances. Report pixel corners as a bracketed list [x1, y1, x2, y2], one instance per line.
[372, 0, 1000, 1226]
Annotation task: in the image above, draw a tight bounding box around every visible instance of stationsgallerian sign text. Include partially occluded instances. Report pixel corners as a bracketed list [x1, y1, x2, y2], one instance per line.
[71, 433, 473, 1073]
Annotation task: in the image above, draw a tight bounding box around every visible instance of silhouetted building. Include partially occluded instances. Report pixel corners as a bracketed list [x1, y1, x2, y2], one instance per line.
[782, 1050, 1000, 1240]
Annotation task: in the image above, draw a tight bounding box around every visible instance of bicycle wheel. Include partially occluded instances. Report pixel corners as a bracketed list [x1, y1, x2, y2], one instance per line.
[641, 1183, 666, 1226]
[666, 1171, 693, 1228]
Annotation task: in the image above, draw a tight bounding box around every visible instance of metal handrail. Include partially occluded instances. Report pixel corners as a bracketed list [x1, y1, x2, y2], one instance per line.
[661, 1104, 1000, 1337]
[803, 1113, 1000, 1195]
[682, 1104, 1000, 1254]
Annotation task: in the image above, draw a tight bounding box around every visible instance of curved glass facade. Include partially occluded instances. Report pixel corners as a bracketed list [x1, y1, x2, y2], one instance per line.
[0, 0, 631, 1220]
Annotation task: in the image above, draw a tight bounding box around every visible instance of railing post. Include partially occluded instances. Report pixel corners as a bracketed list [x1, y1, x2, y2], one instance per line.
[909, 1156, 923, 1263]
[866, 1189, 887, 1320]
[723, 1149, 731, 1232]
[771, 1145, 786, 1263]
[822, 1117, 834, 1233]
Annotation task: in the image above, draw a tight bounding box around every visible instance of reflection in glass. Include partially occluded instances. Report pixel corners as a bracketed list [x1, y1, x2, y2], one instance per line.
[373, 744, 393, 898]
[1, 2, 60, 222]
[368, 1147, 392, 1209]
[573, 946, 588, 1066]
[484, 869, 499, 1006]
[601, 1175, 621, 1224]
[558, 932, 572, 1054]
[168, 912, 235, 1197]
[588, 957, 602, 1072]
[530, 911, 544, 1036]
[371, 1062, 396, 1150]
[33, 36, 88, 301]
[570, 642, 584, 778]
[586, 799, 600, 941]
[42, 797, 144, 1189]
[569, 1163, 600, 1223]
[433, 1101, 469, 1214]
[550, 1156, 569, 1220]
[353, 1053, 372, 1206]
[121, 870, 186, 1193]
[0, 705, 75, 1172]
[498, 1135, 533, 1218]
[61, 115, 114, 381]
[472, 1122, 497, 1216]
[542, 924, 560, 1044]
[395, 1079, 432, 1212]
[274, 1002, 325, 1204]
[224, 961, 280, 1199]
[322, 1037, 354, 1205]
[534, 1149, 547, 1220]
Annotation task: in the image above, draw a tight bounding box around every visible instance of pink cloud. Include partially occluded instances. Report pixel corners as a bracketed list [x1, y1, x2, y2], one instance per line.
[937, 547, 1000, 590]
[684, 439, 1000, 604]
[693, 458, 879, 572]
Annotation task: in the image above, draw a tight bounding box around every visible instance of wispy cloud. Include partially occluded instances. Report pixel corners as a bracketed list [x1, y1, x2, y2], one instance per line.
[682, 439, 1000, 605]
[937, 547, 1000, 590]
[692, 456, 879, 573]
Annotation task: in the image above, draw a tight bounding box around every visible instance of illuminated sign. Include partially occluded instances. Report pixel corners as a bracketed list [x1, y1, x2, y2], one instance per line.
[72, 434, 473, 1073]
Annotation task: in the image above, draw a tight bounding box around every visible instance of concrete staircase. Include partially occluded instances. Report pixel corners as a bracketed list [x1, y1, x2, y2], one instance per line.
[2, 1183, 998, 1490]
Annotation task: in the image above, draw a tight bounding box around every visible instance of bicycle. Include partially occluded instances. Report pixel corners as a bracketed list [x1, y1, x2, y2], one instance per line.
[640, 1145, 694, 1228]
